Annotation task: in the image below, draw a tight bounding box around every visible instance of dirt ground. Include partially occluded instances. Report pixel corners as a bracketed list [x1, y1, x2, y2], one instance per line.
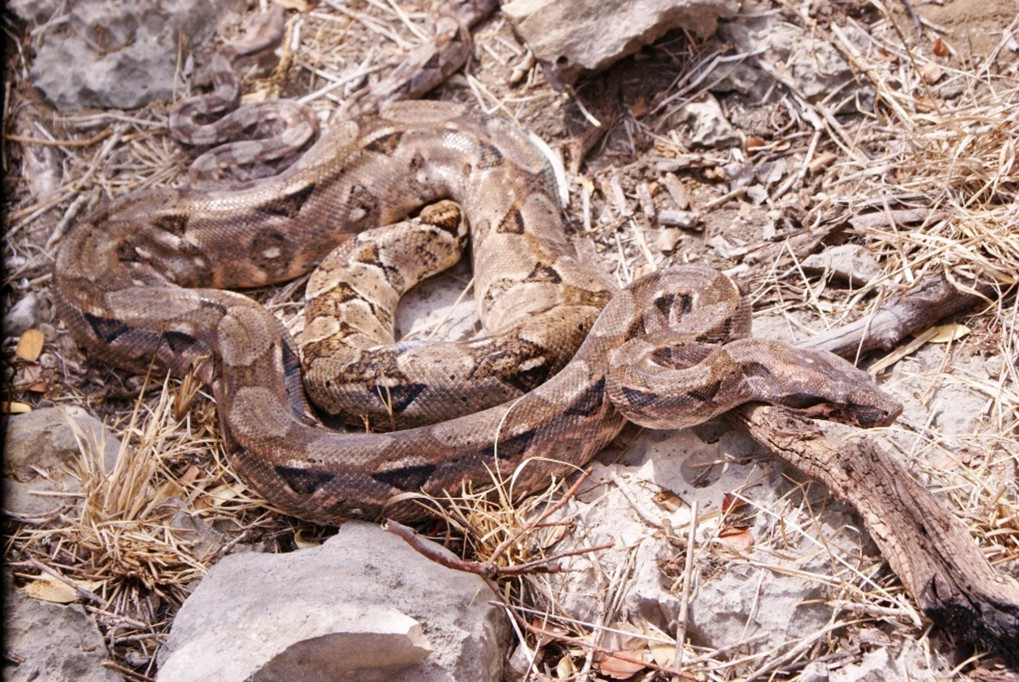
[3, 0, 1018, 679]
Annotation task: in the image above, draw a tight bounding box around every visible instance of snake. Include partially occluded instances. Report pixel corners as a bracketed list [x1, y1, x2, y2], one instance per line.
[52, 12, 902, 526]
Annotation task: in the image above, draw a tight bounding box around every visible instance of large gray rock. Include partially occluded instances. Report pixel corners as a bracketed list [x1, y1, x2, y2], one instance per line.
[3, 572, 123, 682]
[503, 0, 738, 87]
[532, 427, 874, 657]
[157, 522, 510, 681]
[713, 9, 875, 110]
[13, 0, 244, 111]
[3, 407, 121, 518]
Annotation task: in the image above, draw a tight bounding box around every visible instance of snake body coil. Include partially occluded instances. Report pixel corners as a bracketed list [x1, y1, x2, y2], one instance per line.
[55, 97, 900, 525]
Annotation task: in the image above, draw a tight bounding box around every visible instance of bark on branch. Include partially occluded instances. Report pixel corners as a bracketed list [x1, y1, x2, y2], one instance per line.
[802, 272, 1001, 358]
[731, 405, 1019, 665]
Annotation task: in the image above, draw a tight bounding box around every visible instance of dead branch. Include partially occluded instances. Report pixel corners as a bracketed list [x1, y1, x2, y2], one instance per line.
[802, 272, 1003, 358]
[730, 405, 1019, 665]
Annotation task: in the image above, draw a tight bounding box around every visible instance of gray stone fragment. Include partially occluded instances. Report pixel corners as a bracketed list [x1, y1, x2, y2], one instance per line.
[4, 293, 40, 337]
[801, 244, 882, 287]
[531, 427, 874, 658]
[3, 407, 121, 518]
[3, 572, 123, 682]
[7, 0, 63, 24]
[18, 0, 244, 111]
[502, 0, 738, 87]
[714, 12, 874, 111]
[666, 94, 740, 148]
[157, 522, 510, 681]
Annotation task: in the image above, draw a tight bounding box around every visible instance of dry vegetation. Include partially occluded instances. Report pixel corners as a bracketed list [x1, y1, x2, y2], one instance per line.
[3, 0, 1018, 679]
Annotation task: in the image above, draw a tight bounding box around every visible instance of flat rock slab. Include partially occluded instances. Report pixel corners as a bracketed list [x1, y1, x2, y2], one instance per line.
[157, 521, 509, 681]
[10, 0, 244, 110]
[503, 0, 738, 86]
[3, 572, 122, 682]
[3, 406, 121, 518]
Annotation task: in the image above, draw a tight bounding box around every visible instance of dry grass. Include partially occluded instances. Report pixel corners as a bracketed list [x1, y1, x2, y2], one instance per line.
[5, 372, 264, 678]
[3, 0, 1018, 679]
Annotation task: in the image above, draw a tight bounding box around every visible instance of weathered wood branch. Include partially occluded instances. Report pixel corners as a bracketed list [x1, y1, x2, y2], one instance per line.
[802, 272, 1001, 358]
[731, 405, 1019, 665]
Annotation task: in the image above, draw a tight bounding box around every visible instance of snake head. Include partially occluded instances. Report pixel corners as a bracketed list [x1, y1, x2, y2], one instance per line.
[763, 347, 903, 428]
[733, 341, 903, 428]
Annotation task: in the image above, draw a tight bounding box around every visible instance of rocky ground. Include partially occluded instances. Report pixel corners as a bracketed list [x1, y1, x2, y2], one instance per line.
[3, 0, 1019, 680]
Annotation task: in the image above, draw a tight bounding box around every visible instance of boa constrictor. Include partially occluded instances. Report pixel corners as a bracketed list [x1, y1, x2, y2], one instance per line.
[53, 27, 901, 527]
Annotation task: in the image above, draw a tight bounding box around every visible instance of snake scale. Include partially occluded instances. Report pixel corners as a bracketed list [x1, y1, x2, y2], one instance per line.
[53, 11, 901, 525]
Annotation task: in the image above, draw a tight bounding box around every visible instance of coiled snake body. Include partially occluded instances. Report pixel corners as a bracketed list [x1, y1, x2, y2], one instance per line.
[54, 95, 900, 526]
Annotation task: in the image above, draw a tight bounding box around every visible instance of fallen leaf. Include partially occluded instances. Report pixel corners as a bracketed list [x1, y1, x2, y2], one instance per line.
[15, 328, 44, 361]
[876, 47, 898, 63]
[718, 525, 754, 550]
[21, 576, 76, 604]
[273, 0, 309, 11]
[555, 653, 576, 678]
[629, 95, 649, 118]
[914, 96, 941, 113]
[721, 492, 748, 515]
[595, 650, 647, 679]
[744, 135, 766, 155]
[2, 401, 33, 414]
[537, 520, 568, 551]
[208, 481, 248, 505]
[920, 61, 944, 84]
[17, 364, 42, 384]
[178, 464, 201, 487]
[294, 529, 323, 550]
[808, 151, 838, 174]
[928, 323, 970, 343]
[639, 621, 677, 667]
[653, 489, 683, 512]
[21, 575, 102, 604]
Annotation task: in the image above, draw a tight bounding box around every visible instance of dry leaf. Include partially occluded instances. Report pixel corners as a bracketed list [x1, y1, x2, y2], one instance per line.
[273, 0, 309, 11]
[595, 623, 649, 678]
[929, 323, 970, 343]
[721, 492, 748, 515]
[914, 96, 941, 113]
[629, 95, 649, 118]
[555, 653, 576, 678]
[15, 328, 44, 361]
[639, 621, 677, 667]
[208, 481, 248, 505]
[920, 61, 944, 84]
[744, 135, 766, 154]
[808, 151, 838, 174]
[294, 529, 323, 550]
[22, 576, 78, 604]
[653, 489, 683, 512]
[537, 520, 568, 550]
[718, 525, 754, 550]
[2, 401, 33, 414]
[21, 575, 102, 604]
[932, 37, 950, 58]
[178, 464, 201, 487]
[596, 650, 647, 679]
